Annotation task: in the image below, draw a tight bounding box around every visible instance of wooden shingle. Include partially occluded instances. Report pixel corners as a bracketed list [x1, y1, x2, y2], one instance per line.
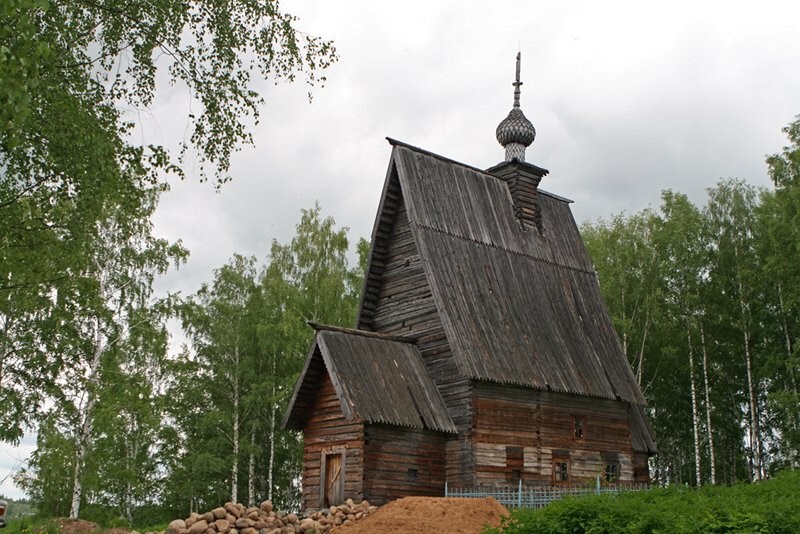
[284, 328, 456, 434]
[387, 140, 645, 405]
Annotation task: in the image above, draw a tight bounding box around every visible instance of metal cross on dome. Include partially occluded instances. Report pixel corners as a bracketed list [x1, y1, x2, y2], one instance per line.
[513, 51, 522, 108]
[496, 51, 536, 162]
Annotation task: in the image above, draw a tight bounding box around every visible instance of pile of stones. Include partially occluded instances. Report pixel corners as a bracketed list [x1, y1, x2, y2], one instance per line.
[166, 499, 376, 534]
[305, 499, 377, 531]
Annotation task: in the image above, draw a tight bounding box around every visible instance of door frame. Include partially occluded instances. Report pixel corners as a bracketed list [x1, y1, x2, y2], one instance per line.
[320, 446, 346, 509]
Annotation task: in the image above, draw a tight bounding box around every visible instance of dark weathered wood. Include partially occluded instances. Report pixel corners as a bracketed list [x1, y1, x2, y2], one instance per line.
[632, 452, 651, 482]
[301, 372, 365, 511]
[307, 322, 415, 343]
[285, 331, 456, 434]
[490, 161, 546, 232]
[385, 144, 650, 406]
[362, 192, 476, 484]
[472, 382, 641, 484]
[362, 424, 447, 505]
[357, 160, 404, 329]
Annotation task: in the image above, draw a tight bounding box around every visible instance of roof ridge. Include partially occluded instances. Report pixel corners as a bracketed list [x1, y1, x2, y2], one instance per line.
[386, 137, 572, 203]
[308, 322, 417, 343]
[409, 221, 596, 276]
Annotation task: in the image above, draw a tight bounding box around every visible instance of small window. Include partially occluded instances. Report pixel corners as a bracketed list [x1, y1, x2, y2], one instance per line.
[604, 463, 619, 483]
[553, 460, 569, 482]
[407, 468, 418, 481]
[572, 416, 584, 440]
[506, 446, 523, 483]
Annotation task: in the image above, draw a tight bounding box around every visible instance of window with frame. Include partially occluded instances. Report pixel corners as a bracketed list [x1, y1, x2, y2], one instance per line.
[604, 463, 619, 483]
[553, 459, 569, 482]
[572, 416, 584, 440]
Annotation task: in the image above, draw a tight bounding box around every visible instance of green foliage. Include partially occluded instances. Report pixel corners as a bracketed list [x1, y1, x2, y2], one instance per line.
[18, 202, 362, 520]
[0, 0, 336, 444]
[162, 203, 363, 514]
[2, 0, 340, 520]
[490, 470, 800, 534]
[15, 421, 74, 517]
[582, 117, 800, 485]
[766, 115, 800, 189]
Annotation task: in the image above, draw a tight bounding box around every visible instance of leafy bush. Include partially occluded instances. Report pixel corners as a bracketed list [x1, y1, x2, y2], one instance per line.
[487, 470, 800, 534]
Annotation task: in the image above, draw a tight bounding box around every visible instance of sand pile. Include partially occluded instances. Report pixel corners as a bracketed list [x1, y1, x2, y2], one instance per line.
[331, 496, 508, 534]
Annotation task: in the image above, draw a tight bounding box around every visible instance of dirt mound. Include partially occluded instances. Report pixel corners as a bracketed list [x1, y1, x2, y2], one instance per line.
[330, 496, 508, 534]
[48, 519, 101, 534]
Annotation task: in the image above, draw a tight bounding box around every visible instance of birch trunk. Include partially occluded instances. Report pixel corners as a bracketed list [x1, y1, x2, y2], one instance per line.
[621, 287, 628, 357]
[778, 283, 800, 459]
[636, 314, 650, 387]
[124, 438, 132, 524]
[736, 269, 762, 480]
[743, 317, 762, 479]
[231, 344, 240, 504]
[778, 284, 797, 392]
[267, 356, 277, 502]
[687, 324, 702, 486]
[700, 322, 716, 484]
[124, 481, 133, 524]
[267, 404, 276, 502]
[70, 316, 104, 519]
[248, 429, 256, 507]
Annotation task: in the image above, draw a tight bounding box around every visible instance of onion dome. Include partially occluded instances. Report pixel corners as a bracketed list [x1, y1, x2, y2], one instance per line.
[496, 52, 536, 162]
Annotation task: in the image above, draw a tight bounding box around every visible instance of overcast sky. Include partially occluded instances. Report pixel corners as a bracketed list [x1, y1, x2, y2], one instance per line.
[3, 0, 800, 501]
[150, 0, 800, 299]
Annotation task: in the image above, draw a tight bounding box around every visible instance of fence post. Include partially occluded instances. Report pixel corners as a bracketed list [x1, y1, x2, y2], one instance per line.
[596, 475, 600, 494]
[518, 479, 522, 508]
[445, 480, 448, 498]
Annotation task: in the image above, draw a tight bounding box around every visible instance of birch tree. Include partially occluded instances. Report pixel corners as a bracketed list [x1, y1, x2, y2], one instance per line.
[582, 211, 661, 388]
[706, 180, 765, 480]
[1, 0, 337, 444]
[15, 180, 185, 518]
[254, 204, 366, 509]
[653, 191, 710, 485]
[170, 205, 365, 512]
[757, 116, 800, 467]
[182, 254, 259, 505]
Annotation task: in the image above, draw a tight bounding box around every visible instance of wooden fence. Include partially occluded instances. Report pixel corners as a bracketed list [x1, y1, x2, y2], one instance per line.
[445, 478, 650, 509]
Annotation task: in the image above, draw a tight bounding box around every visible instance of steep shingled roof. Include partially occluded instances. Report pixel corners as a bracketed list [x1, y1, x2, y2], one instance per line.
[283, 327, 457, 434]
[361, 140, 646, 406]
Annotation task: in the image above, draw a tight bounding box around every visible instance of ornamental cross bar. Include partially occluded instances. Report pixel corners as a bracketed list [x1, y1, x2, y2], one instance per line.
[513, 51, 522, 108]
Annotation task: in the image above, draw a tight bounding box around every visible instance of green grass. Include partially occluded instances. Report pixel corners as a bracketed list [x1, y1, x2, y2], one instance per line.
[486, 470, 800, 534]
[1, 516, 59, 534]
[0, 514, 172, 534]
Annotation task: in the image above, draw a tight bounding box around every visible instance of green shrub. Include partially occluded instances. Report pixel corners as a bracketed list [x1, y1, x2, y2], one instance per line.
[486, 470, 800, 534]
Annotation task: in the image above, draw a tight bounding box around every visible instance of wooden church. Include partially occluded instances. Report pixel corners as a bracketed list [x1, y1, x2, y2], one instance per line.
[283, 55, 656, 511]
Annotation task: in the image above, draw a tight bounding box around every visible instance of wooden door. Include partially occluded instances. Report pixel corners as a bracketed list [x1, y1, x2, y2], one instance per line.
[323, 452, 344, 507]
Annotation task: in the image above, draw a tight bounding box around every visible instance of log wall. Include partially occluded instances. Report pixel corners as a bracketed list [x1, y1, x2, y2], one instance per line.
[632, 452, 651, 483]
[362, 424, 447, 505]
[472, 382, 643, 485]
[367, 193, 474, 486]
[301, 372, 364, 511]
